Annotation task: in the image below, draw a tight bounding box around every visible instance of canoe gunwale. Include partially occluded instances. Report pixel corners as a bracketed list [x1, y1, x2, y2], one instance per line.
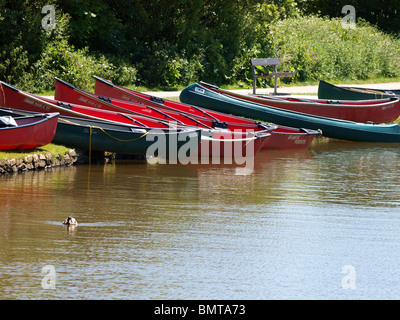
[0, 112, 59, 131]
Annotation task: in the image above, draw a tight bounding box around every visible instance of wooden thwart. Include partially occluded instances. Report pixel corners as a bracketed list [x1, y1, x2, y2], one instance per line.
[250, 58, 295, 95]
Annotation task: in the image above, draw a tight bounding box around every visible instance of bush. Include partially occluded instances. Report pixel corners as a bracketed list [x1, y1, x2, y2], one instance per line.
[19, 13, 137, 93]
[266, 16, 400, 84]
[135, 42, 203, 87]
[0, 44, 32, 87]
[4, 2, 400, 91]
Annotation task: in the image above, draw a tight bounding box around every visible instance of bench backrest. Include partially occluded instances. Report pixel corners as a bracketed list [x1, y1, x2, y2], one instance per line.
[250, 58, 280, 67]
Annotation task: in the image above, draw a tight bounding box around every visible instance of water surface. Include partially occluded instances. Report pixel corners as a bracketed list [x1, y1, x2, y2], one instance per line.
[1, 138, 400, 299]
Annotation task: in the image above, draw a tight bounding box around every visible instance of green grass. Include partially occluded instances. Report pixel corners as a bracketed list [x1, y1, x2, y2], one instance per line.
[0, 143, 72, 161]
[38, 89, 57, 96]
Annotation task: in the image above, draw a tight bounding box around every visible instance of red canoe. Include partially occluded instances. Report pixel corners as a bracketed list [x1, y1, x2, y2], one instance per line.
[0, 81, 173, 129]
[199, 81, 400, 123]
[54, 77, 271, 134]
[0, 112, 58, 150]
[93, 76, 266, 125]
[92, 76, 320, 149]
[0, 81, 268, 158]
[53, 78, 274, 156]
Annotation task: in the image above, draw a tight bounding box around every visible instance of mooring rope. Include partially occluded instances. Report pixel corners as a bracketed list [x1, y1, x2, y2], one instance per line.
[89, 125, 149, 142]
[88, 125, 92, 164]
[58, 118, 149, 164]
[85, 125, 149, 163]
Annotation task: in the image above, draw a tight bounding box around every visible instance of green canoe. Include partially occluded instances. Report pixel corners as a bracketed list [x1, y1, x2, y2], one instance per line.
[180, 83, 400, 142]
[53, 117, 202, 157]
[318, 80, 399, 100]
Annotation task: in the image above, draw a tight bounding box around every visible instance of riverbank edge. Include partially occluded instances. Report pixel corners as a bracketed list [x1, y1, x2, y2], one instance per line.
[0, 148, 78, 175]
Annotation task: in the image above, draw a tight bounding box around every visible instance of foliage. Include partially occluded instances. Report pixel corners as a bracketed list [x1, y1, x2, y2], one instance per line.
[1, 1, 400, 92]
[29, 13, 136, 92]
[0, 4, 137, 93]
[0, 0, 51, 88]
[266, 16, 400, 85]
[297, 0, 400, 34]
[1, 0, 299, 90]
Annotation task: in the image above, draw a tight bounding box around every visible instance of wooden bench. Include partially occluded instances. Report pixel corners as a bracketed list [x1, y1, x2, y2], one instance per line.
[250, 58, 295, 95]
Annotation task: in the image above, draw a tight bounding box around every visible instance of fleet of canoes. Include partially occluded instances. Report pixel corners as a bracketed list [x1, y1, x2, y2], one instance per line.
[0, 77, 400, 159]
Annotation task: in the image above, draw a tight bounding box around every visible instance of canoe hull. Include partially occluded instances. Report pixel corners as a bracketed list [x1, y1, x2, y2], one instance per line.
[54, 118, 202, 157]
[0, 81, 174, 129]
[93, 76, 320, 149]
[0, 83, 203, 157]
[265, 127, 317, 149]
[0, 113, 58, 150]
[197, 130, 269, 159]
[94, 76, 262, 126]
[201, 82, 400, 123]
[13, 110, 259, 159]
[318, 80, 397, 101]
[180, 83, 400, 143]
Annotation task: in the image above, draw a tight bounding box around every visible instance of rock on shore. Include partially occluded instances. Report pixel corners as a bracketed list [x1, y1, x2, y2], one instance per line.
[0, 149, 77, 174]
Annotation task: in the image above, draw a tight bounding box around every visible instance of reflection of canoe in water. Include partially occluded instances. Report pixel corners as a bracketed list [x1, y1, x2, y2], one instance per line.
[0, 112, 58, 150]
[180, 83, 400, 143]
[200, 81, 400, 123]
[318, 80, 400, 101]
[93, 76, 320, 149]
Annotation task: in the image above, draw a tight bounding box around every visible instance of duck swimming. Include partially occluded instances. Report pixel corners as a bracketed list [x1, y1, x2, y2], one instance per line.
[63, 216, 78, 226]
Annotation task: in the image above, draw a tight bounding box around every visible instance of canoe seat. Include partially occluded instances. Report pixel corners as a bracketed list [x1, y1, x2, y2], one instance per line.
[0, 116, 18, 128]
[250, 58, 295, 95]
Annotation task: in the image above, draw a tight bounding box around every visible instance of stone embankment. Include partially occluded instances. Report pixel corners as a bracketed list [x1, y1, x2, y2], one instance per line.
[0, 149, 77, 174]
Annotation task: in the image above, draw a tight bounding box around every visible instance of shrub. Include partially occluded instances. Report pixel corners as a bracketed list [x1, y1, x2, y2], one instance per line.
[135, 42, 203, 87]
[0, 44, 32, 87]
[21, 13, 137, 93]
[266, 16, 400, 84]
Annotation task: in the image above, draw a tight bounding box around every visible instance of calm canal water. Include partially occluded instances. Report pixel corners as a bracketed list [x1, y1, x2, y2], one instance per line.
[1, 137, 400, 300]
